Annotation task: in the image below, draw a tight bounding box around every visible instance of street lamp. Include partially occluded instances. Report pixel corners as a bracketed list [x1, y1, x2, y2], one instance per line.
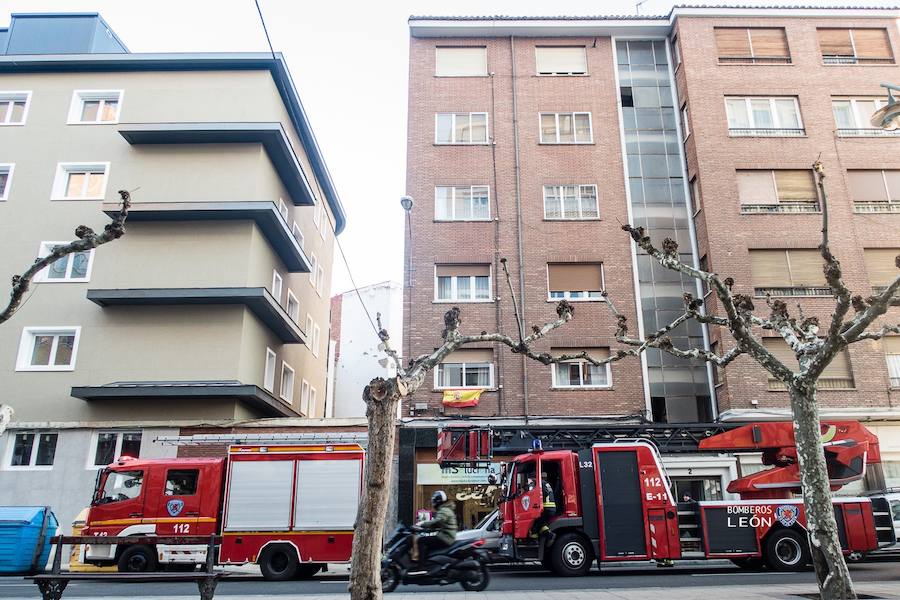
[871, 83, 900, 130]
[400, 195, 414, 212]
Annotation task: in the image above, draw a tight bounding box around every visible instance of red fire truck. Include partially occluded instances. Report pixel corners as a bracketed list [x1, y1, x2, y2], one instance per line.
[81, 442, 364, 580]
[485, 422, 896, 575]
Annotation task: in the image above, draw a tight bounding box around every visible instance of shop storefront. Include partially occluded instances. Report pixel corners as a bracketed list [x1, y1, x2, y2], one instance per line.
[414, 450, 502, 530]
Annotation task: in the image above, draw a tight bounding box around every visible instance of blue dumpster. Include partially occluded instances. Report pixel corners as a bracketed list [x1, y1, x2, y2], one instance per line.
[0, 506, 58, 574]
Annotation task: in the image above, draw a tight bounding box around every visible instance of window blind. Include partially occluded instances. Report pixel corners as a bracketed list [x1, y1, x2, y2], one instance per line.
[750, 28, 790, 58]
[853, 29, 892, 59]
[547, 263, 603, 291]
[818, 29, 854, 56]
[863, 248, 900, 287]
[442, 348, 494, 363]
[750, 250, 824, 287]
[715, 28, 751, 57]
[884, 336, 900, 354]
[435, 47, 487, 76]
[737, 171, 777, 204]
[535, 47, 587, 74]
[774, 170, 817, 201]
[848, 170, 888, 202]
[763, 338, 853, 380]
[435, 264, 490, 277]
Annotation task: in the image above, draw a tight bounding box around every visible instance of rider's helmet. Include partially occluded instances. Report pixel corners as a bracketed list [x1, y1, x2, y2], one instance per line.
[431, 490, 448, 509]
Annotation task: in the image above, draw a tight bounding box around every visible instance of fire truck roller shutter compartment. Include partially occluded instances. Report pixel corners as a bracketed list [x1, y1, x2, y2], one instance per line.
[294, 458, 361, 530]
[597, 450, 646, 557]
[224, 460, 293, 530]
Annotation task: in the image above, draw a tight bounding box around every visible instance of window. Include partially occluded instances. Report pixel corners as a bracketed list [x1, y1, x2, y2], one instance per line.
[680, 104, 691, 138]
[313, 201, 321, 228]
[540, 112, 592, 144]
[543, 185, 599, 220]
[52, 163, 110, 200]
[301, 379, 311, 415]
[35, 242, 95, 282]
[277, 198, 289, 221]
[551, 348, 611, 388]
[863, 248, 900, 294]
[737, 170, 819, 214]
[319, 213, 328, 240]
[435, 113, 489, 144]
[690, 177, 702, 214]
[264, 348, 277, 392]
[435, 265, 491, 302]
[547, 263, 604, 301]
[848, 170, 900, 213]
[291, 221, 305, 248]
[762, 338, 854, 390]
[435, 47, 487, 77]
[309, 253, 318, 287]
[7, 432, 57, 468]
[68, 90, 123, 124]
[16, 327, 80, 372]
[832, 98, 898, 137]
[672, 36, 682, 68]
[165, 469, 199, 496]
[818, 28, 893, 64]
[97, 470, 143, 502]
[0, 91, 30, 125]
[885, 337, 900, 388]
[92, 431, 142, 467]
[271, 270, 283, 303]
[312, 322, 321, 358]
[309, 387, 317, 415]
[435, 185, 490, 221]
[749, 249, 829, 296]
[280, 362, 295, 403]
[535, 47, 587, 75]
[286, 289, 300, 322]
[306, 314, 314, 341]
[0, 164, 13, 200]
[315, 264, 325, 296]
[436, 349, 494, 389]
[714, 28, 791, 64]
[725, 97, 803, 136]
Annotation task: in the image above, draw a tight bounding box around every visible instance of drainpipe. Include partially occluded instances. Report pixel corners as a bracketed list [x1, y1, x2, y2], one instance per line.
[489, 70, 505, 417]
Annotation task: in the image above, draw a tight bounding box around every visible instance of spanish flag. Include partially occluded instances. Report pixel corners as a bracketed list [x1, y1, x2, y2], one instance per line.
[442, 389, 483, 408]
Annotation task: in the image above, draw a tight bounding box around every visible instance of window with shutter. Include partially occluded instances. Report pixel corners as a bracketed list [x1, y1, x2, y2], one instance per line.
[818, 28, 894, 64]
[885, 337, 900, 388]
[762, 338, 854, 390]
[436, 349, 494, 389]
[737, 170, 818, 213]
[535, 47, 587, 75]
[435, 47, 487, 77]
[863, 248, 900, 293]
[435, 264, 492, 302]
[715, 28, 790, 63]
[550, 347, 611, 388]
[547, 263, 604, 300]
[848, 170, 900, 212]
[750, 249, 829, 296]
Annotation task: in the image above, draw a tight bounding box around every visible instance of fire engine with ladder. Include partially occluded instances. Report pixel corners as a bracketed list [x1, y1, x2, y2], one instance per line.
[80, 433, 365, 580]
[437, 421, 897, 576]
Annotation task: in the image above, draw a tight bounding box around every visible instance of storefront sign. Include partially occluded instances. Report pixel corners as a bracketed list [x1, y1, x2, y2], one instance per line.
[416, 462, 502, 485]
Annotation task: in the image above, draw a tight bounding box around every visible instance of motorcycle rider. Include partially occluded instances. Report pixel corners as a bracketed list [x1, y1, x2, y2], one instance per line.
[415, 490, 457, 566]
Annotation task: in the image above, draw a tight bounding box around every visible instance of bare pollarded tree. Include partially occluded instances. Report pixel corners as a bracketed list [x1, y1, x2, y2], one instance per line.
[349, 163, 898, 600]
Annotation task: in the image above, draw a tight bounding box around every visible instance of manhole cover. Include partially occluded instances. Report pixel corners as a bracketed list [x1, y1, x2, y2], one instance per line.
[792, 595, 884, 599]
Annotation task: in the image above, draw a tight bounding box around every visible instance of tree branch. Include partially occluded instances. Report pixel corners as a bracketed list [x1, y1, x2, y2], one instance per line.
[500, 257, 525, 343]
[0, 190, 131, 325]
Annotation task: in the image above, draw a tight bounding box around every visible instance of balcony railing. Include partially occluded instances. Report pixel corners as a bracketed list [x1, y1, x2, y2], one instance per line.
[891, 377, 900, 388]
[729, 128, 805, 137]
[823, 55, 894, 65]
[755, 287, 832, 297]
[718, 56, 792, 65]
[836, 128, 900, 137]
[854, 202, 900, 214]
[768, 377, 854, 391]
[741, 202, 820, 214]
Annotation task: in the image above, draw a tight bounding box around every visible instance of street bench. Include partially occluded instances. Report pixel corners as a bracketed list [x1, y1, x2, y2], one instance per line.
[27, 534, 225, 600]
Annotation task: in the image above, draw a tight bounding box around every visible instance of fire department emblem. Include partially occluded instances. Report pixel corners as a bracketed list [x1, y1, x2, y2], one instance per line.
[775, 505, 798, 527]
[166, 499, 185, 517]
[521, 495, 530, 511]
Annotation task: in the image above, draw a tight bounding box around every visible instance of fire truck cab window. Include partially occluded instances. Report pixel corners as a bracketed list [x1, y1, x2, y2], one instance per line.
[541, 460, 562, 502]
[165, 469, 199, 496]
[98, 470, 143, 503]
[516, 461, 536, 495]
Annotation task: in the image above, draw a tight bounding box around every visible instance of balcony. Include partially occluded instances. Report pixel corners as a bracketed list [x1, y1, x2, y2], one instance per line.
[87, 287, 305, 343]
[754, 287, 832, 297]
[741, 202, 820, 214]
[853, 202, 900, 214]
[729, 128, 805, 137]
[718, 56, 792, 65]
[768, 377, 854, 391]
[71, 380, 298, 417]
[823, 55, 894, 65]
[102, 201, 311, 272]
[836, 128, 900, 138]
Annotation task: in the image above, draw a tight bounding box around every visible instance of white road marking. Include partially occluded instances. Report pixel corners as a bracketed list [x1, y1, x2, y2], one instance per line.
[691, 572, 774, 577]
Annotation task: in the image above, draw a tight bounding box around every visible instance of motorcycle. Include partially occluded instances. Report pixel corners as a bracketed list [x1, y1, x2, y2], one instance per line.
[380, 524, 491, 592]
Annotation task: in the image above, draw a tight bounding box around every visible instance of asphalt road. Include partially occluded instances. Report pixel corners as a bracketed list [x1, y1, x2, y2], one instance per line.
[1, 560, 898, 597]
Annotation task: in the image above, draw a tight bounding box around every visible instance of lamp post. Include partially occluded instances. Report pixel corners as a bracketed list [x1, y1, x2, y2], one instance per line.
[871, 82, 900, 130]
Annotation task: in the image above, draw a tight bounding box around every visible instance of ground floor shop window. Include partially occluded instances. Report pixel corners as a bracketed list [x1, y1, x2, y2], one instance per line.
[415, 484, 499, 530]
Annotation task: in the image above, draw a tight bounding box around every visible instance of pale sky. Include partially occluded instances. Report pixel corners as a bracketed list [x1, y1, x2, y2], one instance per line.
[1, 0, 891, 296]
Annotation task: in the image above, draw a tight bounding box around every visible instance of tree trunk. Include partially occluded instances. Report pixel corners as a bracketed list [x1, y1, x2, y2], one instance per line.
[788, 382, 856, 600]
[349, 378, 401, 600]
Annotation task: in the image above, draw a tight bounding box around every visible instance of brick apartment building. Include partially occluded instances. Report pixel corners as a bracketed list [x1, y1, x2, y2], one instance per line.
[401, 6, 900, 526]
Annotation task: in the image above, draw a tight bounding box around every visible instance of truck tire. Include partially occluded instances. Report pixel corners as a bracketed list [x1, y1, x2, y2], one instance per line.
[764, 529, 810, 572]
[549, 532, 593, 576]
[259, 545, 299, 581]
[294, 563, 323, 579]
[730, 557, 764, 570]
[117, 545, 158, 573]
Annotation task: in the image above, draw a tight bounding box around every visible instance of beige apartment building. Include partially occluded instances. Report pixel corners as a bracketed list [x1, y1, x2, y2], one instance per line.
[400, 6, 900, 525]
[0, 13, 345, 527]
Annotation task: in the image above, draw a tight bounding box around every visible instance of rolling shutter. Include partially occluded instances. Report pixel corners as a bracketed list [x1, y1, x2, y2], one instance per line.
[884, 171, 900, 201]
[787, 250, 825, 287]
[848, 171, 888, 203]
[435, 264, 490, 277]
[762, 338, 853, 384]
[864, 248, 900, 287]
[822, 348, 853, 382]
[853, 29, 892, 59]
[750, 250, 791, 287]
[715, 28, 751, 57]
[750, 28, 789, 58]
[884, 337, 900, 354]
[818, 29, 854, 56]
[737, 171, 776, 205]
[535, 47, 587, 74]
[435, 47, 487, 76]
[442, 348, 494, 364]
[547, 263, 603, 291]
[762, 338, 798, 369]
[775, 170, 817, 202]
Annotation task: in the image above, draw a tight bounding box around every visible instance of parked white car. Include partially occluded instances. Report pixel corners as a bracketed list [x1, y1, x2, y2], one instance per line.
[456, 510, 502, 561]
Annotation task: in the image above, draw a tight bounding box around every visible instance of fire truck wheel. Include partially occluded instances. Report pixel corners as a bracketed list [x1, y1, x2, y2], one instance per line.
[764, 529, 811, 572]
[117, 545, 158, 573]
[259, 545, 300, 581]
[550, 532, 593, 576]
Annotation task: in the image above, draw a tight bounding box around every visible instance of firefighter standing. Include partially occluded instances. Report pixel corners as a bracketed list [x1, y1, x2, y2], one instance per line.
[530, 472, 557, 544]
